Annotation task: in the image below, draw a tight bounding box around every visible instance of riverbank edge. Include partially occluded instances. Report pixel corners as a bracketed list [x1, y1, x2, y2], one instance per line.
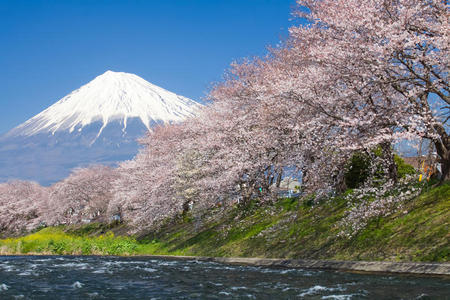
[5, 253, 447, 277]
[145, 255, 450, 277]
[1, 253, 449, 276]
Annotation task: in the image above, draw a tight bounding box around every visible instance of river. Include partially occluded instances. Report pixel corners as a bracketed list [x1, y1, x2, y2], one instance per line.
[0, 256, 448, 299]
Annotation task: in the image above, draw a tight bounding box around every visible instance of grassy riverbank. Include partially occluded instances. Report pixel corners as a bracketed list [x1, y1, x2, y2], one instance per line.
[1, 182, 449, 262]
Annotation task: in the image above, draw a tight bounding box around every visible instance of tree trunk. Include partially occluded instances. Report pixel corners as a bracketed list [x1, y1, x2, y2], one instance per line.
[439, 152, 450, 181]
[380, 142, 398, 183]
[333, 167, 347, 194]
[239, 180, 255, 206]
[432, 123, 450, 182]
[182, 200, 190, 215]
[276, 168, 283, 188]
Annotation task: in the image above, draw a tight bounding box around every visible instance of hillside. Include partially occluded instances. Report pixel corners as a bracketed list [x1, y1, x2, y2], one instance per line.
[1, 182, 448, 262]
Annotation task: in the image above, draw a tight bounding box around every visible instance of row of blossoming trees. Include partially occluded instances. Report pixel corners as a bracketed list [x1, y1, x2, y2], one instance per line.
[0, 0, 448, 236]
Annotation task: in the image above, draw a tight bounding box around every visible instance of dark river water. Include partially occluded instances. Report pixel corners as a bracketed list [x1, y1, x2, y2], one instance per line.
[0, 256, 448, 299]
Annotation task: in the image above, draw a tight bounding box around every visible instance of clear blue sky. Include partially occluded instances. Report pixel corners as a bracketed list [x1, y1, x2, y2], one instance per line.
[0, 0, 300, 135]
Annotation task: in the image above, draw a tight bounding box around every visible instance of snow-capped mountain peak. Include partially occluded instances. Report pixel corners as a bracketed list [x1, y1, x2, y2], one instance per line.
[0, 71, 202, 185]
[7, 70, 201, 138]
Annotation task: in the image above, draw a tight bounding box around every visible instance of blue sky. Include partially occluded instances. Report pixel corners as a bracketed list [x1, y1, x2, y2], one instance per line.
[0, 0, 299, 135]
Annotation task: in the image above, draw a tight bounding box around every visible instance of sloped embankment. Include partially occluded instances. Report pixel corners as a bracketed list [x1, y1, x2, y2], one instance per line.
[0, 183, 449, 262]
[139, 182, 449, 262]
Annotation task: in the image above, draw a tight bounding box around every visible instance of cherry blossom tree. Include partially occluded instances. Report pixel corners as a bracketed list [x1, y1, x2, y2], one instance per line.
[0, 181, 50, 235]
[107, 124, 191, 231]
[287, 0, 449, 180]
[2, 0, 445, 236]
[48, 165, 118, 225]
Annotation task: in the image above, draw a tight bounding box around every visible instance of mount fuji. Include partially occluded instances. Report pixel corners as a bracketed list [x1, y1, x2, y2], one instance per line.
[0, 71, 202, 185]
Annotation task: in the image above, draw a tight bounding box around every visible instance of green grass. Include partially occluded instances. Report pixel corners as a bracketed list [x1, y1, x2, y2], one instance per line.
[0, 224, 191, 256]
[0, 227, 138, 255]
[1, 182, 448, 262]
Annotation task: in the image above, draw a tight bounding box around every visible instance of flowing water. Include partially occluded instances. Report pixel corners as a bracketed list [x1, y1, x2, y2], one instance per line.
[0, 256, 448, 299]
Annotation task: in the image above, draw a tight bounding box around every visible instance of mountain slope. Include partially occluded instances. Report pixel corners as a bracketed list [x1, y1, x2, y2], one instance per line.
[0, 71, 202, 185]
[6, 70, 200, 140]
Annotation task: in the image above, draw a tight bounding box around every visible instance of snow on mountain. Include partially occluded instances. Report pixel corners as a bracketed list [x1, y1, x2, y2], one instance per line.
[0, 71, 203, 185]
[7, 70, 201, 141]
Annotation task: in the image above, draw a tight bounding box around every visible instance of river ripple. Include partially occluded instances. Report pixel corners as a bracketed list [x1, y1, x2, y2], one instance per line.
[0, 256, 448, 299]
